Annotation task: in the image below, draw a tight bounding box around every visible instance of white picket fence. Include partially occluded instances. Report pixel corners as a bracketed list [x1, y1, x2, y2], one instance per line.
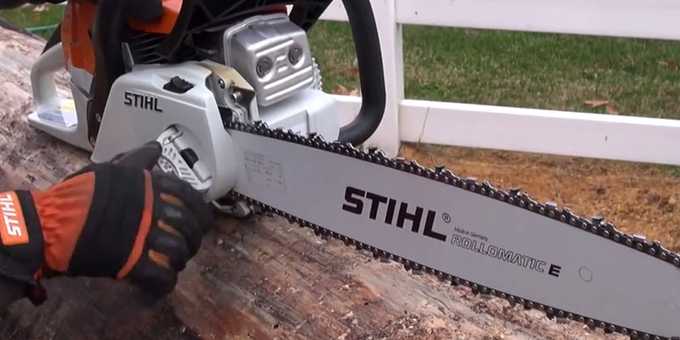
[320, 0, 680, 165]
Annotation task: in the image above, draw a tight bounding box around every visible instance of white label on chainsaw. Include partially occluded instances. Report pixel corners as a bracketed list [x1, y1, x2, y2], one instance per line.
[244, 151, 286, 192]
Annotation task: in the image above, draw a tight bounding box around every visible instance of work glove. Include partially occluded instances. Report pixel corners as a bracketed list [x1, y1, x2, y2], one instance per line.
[0, 142, 212, 303]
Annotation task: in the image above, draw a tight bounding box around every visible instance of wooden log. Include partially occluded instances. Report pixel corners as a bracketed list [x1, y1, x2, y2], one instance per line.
[0, 24, 620, 340]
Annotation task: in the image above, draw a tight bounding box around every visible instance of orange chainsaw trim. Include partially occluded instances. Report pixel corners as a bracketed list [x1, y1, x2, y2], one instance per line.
[129, 0, 183, 34]
[61, 0, 97, 75]
[61, 0, 183, 75]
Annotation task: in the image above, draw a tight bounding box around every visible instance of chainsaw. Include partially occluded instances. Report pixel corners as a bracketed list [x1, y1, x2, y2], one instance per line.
[25, 0, 680, 338]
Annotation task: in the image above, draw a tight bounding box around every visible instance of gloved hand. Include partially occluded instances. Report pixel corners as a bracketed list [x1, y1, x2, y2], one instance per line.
[0, 142, 212, 303]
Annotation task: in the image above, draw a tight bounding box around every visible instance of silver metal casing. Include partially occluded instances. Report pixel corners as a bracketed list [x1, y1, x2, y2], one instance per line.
[223, 14, 315, 107]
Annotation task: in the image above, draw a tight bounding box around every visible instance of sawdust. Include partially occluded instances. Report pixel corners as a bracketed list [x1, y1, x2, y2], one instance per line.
[402, 143, 680, 251]
[346, 253, 624, 340]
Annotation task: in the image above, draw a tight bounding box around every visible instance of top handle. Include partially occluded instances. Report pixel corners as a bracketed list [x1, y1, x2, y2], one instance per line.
[290, 0, 387, 145]
[336, 0, 387, 146]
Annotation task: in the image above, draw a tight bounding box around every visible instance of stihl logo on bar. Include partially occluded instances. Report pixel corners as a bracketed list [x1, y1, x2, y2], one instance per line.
[124, 91, 163, 113]
[0, 192, 29, 246]
[342, 186, 448, 242]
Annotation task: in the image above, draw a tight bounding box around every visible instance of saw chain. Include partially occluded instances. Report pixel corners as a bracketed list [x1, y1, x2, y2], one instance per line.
[225, 119, 680, 340]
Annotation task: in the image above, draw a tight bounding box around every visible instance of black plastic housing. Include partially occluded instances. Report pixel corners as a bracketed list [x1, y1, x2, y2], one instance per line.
[335, 0, 386, 145]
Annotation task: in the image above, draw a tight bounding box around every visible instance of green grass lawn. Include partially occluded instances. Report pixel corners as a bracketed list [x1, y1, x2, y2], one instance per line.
[308, 22, 680, 120]
[0, 4, 63, 38]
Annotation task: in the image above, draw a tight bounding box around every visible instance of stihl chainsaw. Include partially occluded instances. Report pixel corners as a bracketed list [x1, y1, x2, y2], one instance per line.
[25, 0, 680, 338]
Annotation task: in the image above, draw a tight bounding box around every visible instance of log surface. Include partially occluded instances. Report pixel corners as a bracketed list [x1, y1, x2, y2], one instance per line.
[0, 25, 620, 340]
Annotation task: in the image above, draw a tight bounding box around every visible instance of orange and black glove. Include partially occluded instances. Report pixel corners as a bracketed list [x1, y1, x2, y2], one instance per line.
[0, 142, 212, 303]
